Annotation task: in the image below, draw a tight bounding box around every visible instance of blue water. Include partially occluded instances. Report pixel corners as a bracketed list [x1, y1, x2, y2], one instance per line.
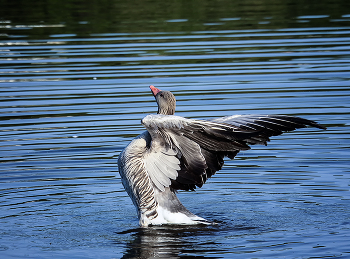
[1, 1, 350, 258]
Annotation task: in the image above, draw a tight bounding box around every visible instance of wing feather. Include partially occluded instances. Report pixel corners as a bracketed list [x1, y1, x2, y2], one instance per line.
[141, 114, 326, 192]
[143, 155, 168, 192]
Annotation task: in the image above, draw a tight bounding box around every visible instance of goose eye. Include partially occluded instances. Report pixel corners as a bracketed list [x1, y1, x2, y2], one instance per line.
[160, 93, 164, 97]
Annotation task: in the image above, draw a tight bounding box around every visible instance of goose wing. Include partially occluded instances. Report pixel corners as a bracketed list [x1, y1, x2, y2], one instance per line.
[142, 114, 326, 192]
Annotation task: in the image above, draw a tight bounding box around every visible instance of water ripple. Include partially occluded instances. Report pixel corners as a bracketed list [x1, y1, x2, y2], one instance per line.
[0, 10, 350, 259]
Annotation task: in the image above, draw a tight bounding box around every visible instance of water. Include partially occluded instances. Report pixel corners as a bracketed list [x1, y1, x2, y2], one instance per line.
[1, 0, 350, 258]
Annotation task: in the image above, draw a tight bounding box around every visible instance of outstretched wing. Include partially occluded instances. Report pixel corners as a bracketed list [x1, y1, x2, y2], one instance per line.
[141, 114, 326, 192]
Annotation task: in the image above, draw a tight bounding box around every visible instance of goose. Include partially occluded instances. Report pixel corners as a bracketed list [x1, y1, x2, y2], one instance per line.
[118, 85, 326, 227]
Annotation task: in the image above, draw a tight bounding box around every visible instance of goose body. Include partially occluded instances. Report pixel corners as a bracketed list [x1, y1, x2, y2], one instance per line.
[118, 85, 326, 227]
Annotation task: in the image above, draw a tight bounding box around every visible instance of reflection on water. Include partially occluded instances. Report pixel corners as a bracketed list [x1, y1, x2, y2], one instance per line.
[117, 226, 219, 259]
[1, 0, 350, 258]
[118, 223, 260, 259]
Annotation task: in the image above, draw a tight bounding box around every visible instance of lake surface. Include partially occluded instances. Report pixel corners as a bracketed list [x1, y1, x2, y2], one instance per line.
[1, 0, 350, 258]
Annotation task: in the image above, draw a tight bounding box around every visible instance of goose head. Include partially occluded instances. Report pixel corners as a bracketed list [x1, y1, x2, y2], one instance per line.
[150, 85, 176, 115]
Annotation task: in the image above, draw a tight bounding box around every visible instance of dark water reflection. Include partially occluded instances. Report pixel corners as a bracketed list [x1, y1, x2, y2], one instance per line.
[117, 225, 228, 259]
[118, 223, 262, 259]
[1, 0, 350, 258]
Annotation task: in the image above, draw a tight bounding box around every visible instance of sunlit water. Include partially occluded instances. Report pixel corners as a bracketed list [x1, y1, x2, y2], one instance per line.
[1, 3, 350, 258]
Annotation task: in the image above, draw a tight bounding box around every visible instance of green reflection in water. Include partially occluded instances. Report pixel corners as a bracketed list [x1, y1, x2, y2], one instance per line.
[1, 0, 349, 38]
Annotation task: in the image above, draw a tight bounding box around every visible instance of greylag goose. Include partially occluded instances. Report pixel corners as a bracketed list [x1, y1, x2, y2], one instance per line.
[118, 85, 326, 227]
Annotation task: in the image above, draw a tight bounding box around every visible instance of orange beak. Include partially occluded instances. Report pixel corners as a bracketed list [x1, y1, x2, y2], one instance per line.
[150, 85, 161, 96]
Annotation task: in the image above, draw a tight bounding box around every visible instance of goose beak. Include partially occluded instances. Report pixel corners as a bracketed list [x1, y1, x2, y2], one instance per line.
[150, 85, 161, 97]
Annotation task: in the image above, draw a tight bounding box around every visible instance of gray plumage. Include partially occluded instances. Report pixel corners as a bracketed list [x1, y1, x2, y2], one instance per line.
[117, 85, 326, 227]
